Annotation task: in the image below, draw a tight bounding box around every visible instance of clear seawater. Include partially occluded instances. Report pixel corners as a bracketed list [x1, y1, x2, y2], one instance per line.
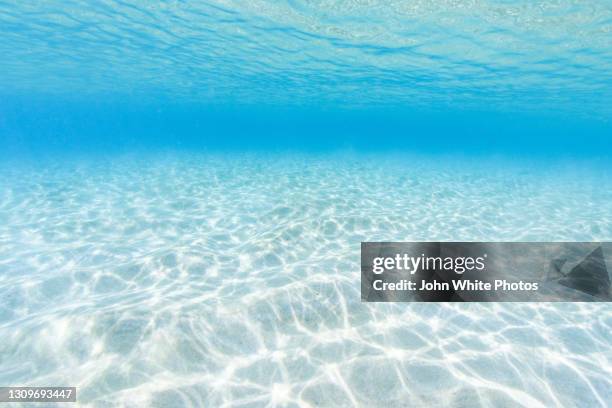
[0, 1, 611, 408]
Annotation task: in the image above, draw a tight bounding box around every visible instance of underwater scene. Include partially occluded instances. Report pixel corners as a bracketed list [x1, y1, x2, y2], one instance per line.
[0, 1, 611, 407]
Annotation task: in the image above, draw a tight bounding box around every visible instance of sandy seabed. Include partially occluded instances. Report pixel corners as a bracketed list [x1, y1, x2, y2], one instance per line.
[0, 152, 610, 407]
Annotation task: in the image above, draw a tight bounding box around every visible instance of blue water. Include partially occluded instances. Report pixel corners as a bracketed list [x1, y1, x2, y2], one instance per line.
[0, 1, 611, 407]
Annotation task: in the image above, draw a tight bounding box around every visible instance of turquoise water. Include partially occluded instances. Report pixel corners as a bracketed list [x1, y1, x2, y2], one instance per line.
[1, 1, 612, 407]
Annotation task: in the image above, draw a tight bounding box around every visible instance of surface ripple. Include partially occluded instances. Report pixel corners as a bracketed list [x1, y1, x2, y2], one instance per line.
[0, 1, 611, 114]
